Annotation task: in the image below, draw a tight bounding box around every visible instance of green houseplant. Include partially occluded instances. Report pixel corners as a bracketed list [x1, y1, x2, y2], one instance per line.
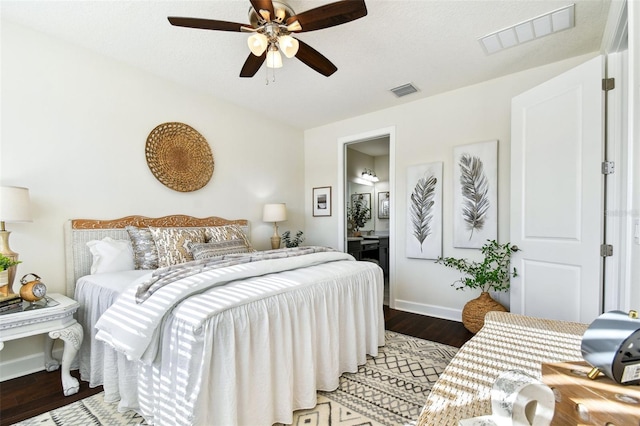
[281, 230, 305, 248]
[0, 254, 21, 297]
[346, 198, 371, 236]
[436, 240, 518, 333]
[0, 254, 21, 272]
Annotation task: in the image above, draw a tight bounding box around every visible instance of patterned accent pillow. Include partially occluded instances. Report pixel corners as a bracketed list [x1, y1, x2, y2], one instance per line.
[149, 227, 206, 267]
[204, 224, 253, 250]
[188, 239, 252, 260]
[126, 226, 159, 270]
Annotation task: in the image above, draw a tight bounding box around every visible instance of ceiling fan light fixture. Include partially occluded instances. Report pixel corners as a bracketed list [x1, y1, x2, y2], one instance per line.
[275, 8, 287, 22]
[168, 0, 368, 79]
[248, 33, 268, 56]
[259, 9, 271, 22]
[266, 46, 283, 68]
[279, 35, 299, 58]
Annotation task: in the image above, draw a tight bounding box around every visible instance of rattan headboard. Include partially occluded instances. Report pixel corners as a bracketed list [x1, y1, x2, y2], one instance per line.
[63, 215, 250, 297]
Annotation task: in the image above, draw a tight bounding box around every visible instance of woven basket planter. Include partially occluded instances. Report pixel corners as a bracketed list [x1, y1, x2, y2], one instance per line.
[462, 292, 507, 333]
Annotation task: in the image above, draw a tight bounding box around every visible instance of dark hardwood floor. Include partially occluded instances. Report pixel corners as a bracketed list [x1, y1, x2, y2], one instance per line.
[0, 307, 473, 425]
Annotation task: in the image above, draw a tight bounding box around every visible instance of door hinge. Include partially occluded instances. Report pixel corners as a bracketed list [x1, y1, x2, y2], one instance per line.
[602, 78, 615, 91]
[602, 161, 615, 174]
[601, 244, 613, 257]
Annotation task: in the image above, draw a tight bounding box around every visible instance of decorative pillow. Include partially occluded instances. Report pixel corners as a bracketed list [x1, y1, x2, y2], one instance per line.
[86, 237, 135, 274]
[188, 239, 252, 260]
[149, 227, 206, 267]
[204, 224, 253, 250]
[126, 226, 159, 270]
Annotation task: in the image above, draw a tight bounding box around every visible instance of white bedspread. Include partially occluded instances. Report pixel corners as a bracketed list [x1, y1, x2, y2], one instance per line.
[96, 251, 357, 363]
[86, 252, 383, 425]
[75, 270, 149, 411]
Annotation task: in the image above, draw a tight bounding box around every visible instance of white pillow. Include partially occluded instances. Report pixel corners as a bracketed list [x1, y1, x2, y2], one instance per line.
[87, 237, 135, 274]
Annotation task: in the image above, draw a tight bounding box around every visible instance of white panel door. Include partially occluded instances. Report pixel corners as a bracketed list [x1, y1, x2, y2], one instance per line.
[510, 56, 603, 323]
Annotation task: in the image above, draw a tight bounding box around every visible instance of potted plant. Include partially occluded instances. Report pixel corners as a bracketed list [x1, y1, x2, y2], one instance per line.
[0, 254, 21, 296]
[281, 230, 305, 248]
[436, 239, 519, 333]
[347, 198, 371, 236]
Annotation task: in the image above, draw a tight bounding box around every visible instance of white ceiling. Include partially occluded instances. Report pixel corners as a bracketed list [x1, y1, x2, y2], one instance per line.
[1, 0, 612, 130]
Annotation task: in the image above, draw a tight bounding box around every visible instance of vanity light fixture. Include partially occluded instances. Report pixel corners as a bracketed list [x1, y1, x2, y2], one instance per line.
[361, 169, 379, 183]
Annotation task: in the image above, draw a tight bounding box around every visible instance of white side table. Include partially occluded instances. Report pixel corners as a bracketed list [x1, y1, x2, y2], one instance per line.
[0, 293, 83, 396]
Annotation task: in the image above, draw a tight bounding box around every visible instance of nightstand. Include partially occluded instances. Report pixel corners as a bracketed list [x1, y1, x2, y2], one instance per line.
[0, 293, 83, 396]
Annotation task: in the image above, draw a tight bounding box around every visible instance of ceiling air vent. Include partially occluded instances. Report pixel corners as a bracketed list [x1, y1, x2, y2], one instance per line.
[390, 83, 418, 98]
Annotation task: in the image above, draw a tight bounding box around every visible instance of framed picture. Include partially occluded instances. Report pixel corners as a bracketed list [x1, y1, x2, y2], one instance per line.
[351, 193, 372, 220]
[378, 191, 390, 219]
[312, 186, 332, 217]
[406, 162, 443, 259]
[453, 140, 498, 248]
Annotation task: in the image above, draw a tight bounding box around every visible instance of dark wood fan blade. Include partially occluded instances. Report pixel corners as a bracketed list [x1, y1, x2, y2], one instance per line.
[168, 17, 251, 32]
[295, 39, 337, 77]
[287, 0, 367, 33]
[240, 52, 267, 77]
[250, 0, 275, 22]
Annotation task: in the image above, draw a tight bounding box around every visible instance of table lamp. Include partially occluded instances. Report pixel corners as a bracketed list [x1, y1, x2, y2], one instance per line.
[263, 203, 286, 249]
[0, 186, 33, 294]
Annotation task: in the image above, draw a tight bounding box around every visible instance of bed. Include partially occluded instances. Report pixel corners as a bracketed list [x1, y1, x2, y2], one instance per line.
[64, 215, 384, 426]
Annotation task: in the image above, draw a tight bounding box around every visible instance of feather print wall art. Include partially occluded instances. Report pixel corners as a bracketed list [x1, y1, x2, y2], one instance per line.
[410, 174, 437, 251]
[406, 162, 442, 259]
[453, 140, 498, 248]
[459, 153, 489, 239]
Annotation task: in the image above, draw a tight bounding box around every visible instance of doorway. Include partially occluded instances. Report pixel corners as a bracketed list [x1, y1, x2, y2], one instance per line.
[338, 127, 395, 307]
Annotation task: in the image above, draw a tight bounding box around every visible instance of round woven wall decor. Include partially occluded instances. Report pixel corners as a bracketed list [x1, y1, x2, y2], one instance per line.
[145, 122, 214, 192]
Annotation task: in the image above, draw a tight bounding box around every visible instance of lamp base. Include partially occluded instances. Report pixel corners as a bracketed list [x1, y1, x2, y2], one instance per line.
[270, 236, 281, 250]
[0, 230, 19, 295]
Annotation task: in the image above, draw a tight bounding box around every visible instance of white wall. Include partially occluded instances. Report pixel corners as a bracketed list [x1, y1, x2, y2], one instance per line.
[304, 53, 598, 321]
[0, 21, 304, 376]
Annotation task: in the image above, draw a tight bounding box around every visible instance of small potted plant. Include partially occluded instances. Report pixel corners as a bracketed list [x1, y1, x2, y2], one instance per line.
[0, 254, 21, 296]
[436, 239, 518, 333]
[281, 230, 305, 248]
[347, 198, 371, 236]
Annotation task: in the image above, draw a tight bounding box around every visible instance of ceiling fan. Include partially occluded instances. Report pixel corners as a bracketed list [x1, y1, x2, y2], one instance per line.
[168, 0, 367, 78]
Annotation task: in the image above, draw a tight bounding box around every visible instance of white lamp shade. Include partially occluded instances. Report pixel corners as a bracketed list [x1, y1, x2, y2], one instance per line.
[248, 33, 268, 56]
[266, 48, 283, 68]
[263, 203, 287, 222]
[279, 35, 299, 58]
[0, 186, 32, 222]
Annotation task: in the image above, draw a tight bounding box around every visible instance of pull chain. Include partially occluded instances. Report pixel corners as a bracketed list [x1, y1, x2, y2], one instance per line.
[264, 66, 276, 85]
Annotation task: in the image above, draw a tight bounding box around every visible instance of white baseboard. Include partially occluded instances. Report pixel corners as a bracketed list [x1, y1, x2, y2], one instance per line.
[0, 346, 71, 382]
[393, 298, 462, 323]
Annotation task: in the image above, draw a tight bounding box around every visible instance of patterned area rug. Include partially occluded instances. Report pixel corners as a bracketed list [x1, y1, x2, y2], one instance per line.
[15, 331, 457, 426]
